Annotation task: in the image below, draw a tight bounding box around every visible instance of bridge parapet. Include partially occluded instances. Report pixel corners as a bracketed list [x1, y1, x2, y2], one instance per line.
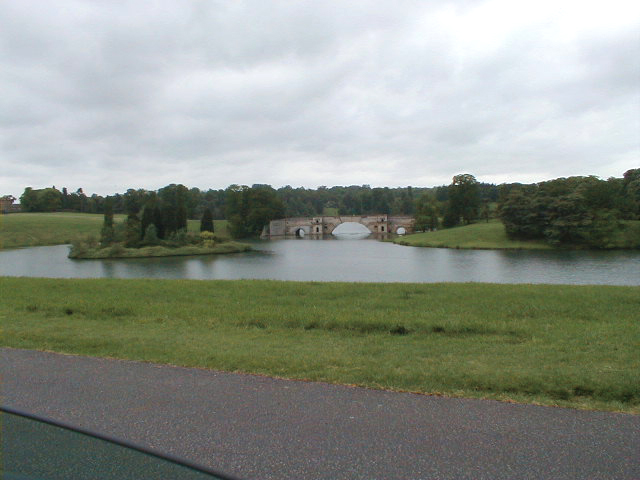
[268, 215, 414, 237]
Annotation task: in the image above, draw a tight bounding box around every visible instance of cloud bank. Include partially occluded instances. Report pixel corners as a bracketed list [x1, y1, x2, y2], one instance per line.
[1, 0, 638, 197]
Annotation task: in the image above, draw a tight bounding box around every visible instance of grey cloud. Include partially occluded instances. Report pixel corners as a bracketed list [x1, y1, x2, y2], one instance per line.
[0, 0, 638, 198]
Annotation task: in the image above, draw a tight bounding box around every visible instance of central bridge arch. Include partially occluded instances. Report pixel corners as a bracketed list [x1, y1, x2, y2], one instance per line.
[267, 215, 415, 237]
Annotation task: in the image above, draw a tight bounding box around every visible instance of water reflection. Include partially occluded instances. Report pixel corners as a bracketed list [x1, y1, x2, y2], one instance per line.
[0, 241, 638, 285]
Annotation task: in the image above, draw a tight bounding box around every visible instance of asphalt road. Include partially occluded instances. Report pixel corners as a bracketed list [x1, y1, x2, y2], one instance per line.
[2, 348, 639, 480]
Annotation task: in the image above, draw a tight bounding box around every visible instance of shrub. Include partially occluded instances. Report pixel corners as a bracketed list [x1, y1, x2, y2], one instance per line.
[200, 231, 216, 248]
[108, 244, 126, 256]
[142, 224, 159, 245]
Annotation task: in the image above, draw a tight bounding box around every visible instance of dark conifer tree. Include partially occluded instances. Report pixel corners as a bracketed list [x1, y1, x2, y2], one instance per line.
[125, 213, 141, 247]
[162, 204, 177, 237]
[140, 204, 154, 239]
[153, 205, 165, 239]
[100, 198, 115, 245]
[200, 208, 214, 232]
[176, 195, 188, 232]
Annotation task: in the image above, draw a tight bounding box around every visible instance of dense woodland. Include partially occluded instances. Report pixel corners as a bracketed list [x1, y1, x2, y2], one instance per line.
[499, 169, 639, 248]
[14, 169, 640, 248]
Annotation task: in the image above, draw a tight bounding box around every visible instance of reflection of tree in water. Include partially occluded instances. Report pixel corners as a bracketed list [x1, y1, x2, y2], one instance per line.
[98, 256, 190, 280]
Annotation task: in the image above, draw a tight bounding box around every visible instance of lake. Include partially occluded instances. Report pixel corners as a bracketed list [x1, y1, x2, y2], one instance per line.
[1, 238, 639, 285]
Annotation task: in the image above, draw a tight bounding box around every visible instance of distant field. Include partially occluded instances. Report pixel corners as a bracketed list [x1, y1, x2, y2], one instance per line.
[0, 213, 123, 249]
[0, 212, 228, 249]
[2, 277, 638, 413]
[396, 221, 552, 250]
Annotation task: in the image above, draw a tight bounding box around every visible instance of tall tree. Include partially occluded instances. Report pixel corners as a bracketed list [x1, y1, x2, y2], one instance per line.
[200, 208, 214, 233]
[100, 198, 115, 246]
[125, 213, 141, 247]
[414, 193, 439, 231]
[19, 188, 38, 212]
[76, 188, 87, 213]
[153, 204, 165, 239]
[448, 174, 480, 225]
[61, 187, 69, 209]
[140, 201, 155, 239]
[158, 184, 189, 237]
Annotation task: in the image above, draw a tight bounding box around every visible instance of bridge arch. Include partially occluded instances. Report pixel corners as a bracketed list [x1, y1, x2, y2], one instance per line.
[332, 222, 372, 237]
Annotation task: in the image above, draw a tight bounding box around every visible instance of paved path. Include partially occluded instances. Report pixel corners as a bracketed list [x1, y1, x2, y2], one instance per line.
[2, 348, 639, 480]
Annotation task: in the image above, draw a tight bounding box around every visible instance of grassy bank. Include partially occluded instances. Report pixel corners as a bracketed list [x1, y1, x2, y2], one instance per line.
[395, 221, 552, 250]
[0, 212, 229, 249]
[0, 213, 123, 249]
[68, 241, 251, 259]
[2, 277, 638, 412]
[395, 219, 640, 250]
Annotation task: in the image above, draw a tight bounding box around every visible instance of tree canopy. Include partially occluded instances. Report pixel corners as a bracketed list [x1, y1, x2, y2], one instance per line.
[499, 170, 639, 248]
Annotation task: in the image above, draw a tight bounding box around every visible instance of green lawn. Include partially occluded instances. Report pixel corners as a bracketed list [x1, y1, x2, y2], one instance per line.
[0, 212, 228, 249]
[3, 277, 638, 413]
[396, 221, 552, 250]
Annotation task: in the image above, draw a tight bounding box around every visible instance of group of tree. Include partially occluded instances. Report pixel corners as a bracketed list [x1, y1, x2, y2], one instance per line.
[20, 187, 104, 213]
[100, 184, 199, 248]
[413, 173, 494, 230]
[225, 184, 285, 238]
[499, 169, 639, 248]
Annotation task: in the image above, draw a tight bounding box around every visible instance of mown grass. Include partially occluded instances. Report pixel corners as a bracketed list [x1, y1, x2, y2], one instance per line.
[0, 213, 229, 249]
[2, 277, 638, 412]
[395, 221, 552, 250]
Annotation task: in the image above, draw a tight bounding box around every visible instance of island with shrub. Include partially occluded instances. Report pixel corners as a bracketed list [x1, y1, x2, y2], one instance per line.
[69, 186, 251, 259]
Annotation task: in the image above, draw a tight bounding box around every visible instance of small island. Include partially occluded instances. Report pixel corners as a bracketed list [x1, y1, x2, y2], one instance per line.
[69, 186, 251, 259]
[69, 238, 251, 259]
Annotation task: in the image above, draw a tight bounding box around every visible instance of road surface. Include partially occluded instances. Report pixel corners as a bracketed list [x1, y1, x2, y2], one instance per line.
[2, 348, 638, 479]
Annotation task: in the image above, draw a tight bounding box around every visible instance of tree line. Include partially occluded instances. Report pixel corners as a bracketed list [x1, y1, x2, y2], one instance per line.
[17, 181, 498, 224]
[18, 181, 498, 239]
[15, 169, 639, 247]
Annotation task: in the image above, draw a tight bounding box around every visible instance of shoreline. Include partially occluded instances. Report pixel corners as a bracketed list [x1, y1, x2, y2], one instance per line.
[68, 242, 251, 259]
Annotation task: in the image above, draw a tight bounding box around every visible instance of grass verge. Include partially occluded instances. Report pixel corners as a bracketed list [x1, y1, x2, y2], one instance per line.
[2, 277, 638, 413]
[395, 221, 552, 250]
[0, 212, 229, 249]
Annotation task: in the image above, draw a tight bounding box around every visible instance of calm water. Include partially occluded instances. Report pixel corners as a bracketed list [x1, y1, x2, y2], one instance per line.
[1, 239, 639, 285]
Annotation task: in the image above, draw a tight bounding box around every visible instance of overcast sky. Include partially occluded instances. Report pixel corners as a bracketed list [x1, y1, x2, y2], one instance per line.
[1, 0, 638, 198]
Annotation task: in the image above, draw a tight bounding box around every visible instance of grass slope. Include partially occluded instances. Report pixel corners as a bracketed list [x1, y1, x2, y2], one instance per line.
[2, 277, 638, 412]
[395, 221, 552, 250]
[0, 212, 228, 249]
[0, 213, 122, 249]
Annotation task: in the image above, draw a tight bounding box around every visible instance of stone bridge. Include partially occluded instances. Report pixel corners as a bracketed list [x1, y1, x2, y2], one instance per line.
[267, 214, 415, 237]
